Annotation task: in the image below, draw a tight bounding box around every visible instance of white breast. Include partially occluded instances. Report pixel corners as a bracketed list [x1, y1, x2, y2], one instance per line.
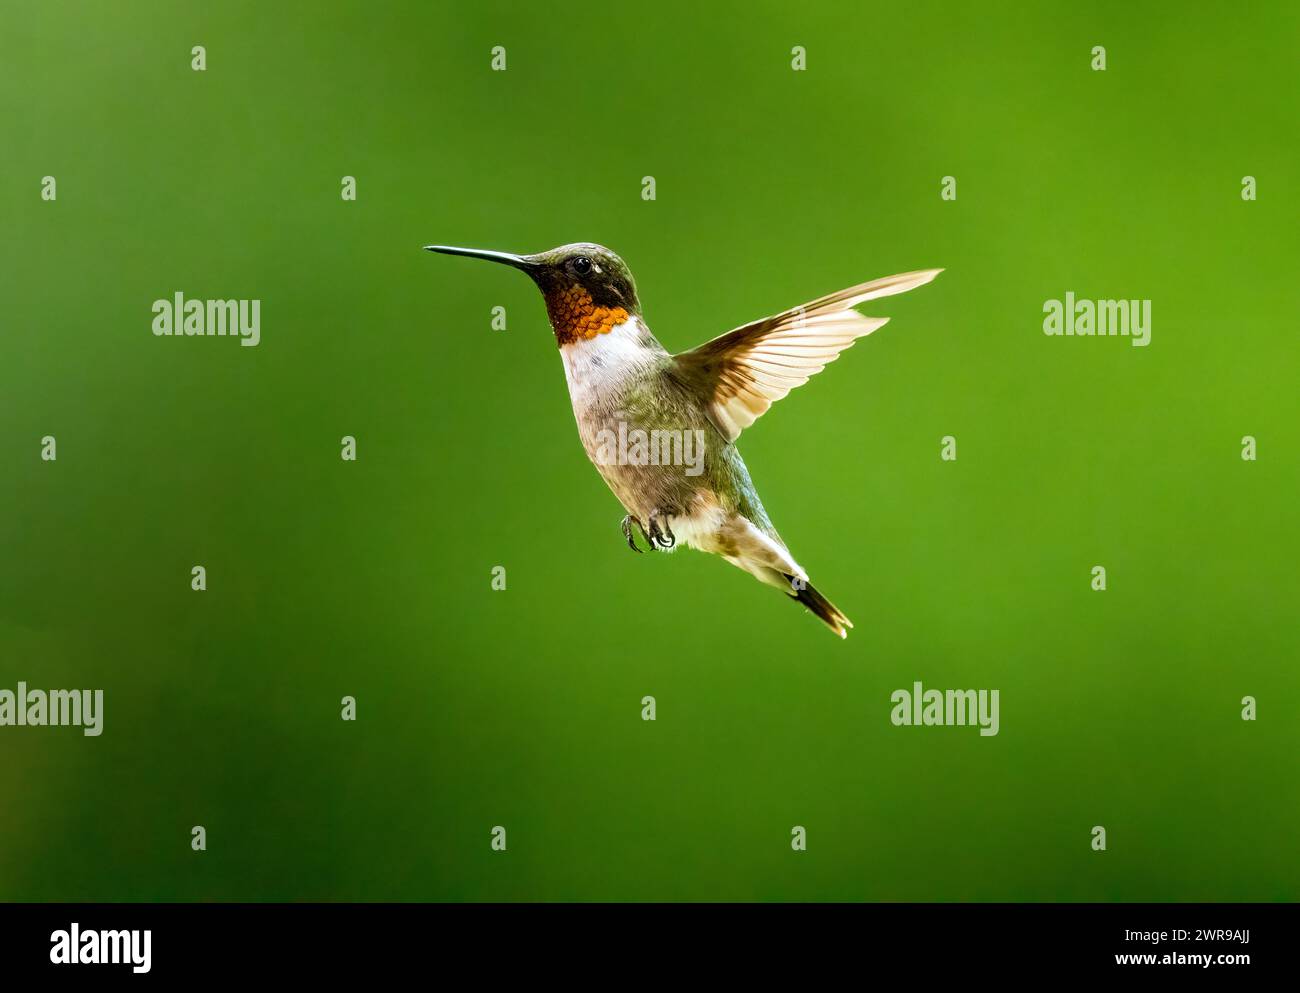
[559, 316, 655, 408]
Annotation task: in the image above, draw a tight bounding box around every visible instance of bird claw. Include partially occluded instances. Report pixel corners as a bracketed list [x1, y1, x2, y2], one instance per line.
[647, 509, 676, 550]
[620, 515, 645, 553]
[621, 510, 677, 552]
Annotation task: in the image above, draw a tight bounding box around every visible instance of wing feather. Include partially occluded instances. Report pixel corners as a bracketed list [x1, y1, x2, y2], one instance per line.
[671, 268, 942, 442]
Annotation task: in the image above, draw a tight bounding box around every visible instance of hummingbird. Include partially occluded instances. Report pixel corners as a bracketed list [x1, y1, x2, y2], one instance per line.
[425, 243, 941, 637]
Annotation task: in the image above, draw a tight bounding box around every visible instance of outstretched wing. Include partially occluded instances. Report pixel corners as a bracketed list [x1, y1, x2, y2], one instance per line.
[671, 269, 942, 443]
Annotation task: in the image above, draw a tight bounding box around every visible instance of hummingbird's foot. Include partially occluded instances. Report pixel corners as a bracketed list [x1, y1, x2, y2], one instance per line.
[647, 509, 677, 550]
[620, 515, 645, 554]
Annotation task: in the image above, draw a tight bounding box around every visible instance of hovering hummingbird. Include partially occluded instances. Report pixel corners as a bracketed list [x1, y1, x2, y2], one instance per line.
[426, 243, 941, 637]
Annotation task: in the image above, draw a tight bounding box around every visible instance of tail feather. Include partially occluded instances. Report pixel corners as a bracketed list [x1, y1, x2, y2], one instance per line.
[707, 512, 852, 638]
[783, 573, 853, 639]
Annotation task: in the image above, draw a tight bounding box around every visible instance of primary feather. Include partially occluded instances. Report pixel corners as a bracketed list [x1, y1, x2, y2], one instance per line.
[672, 268, 943, 442]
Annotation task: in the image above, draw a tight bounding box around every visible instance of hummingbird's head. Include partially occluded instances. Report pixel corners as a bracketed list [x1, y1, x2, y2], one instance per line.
[424, 242, 641, 346]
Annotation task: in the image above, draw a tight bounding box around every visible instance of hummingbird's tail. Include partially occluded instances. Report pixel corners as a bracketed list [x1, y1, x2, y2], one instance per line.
[708, 511, 853, 638]
[782, 573, 854, 639]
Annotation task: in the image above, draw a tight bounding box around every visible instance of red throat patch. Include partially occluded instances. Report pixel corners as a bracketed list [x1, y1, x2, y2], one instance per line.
[544, 283, 629, 346]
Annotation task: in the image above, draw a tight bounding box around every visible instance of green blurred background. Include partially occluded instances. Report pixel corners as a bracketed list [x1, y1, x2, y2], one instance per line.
[2, 1, 1297, 901]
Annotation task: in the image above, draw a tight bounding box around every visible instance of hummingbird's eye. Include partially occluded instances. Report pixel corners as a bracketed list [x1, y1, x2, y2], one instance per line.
[571, 256, 592, 276]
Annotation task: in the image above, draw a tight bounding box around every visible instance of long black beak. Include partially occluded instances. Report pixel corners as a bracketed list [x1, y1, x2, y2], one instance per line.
[423, 245, 535, 271]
